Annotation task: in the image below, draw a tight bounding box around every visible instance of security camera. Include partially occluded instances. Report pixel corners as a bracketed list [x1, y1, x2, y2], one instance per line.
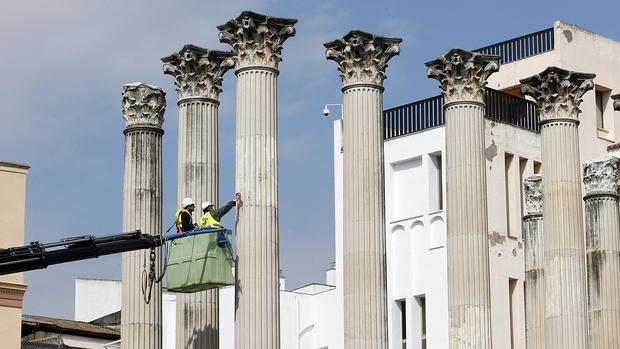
[322, 107, 330, 117]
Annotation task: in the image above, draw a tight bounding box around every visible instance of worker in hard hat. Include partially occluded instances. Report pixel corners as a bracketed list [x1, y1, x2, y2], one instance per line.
[199, 193, 241, 228]
[176, 197, 197, 234]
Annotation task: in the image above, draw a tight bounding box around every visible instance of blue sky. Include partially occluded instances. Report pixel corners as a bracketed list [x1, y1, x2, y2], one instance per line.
[1, 0, 619, 319]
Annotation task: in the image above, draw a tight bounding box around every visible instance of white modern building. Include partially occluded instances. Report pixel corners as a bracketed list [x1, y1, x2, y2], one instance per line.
[74, 273, 340, 349]
[72, 20, 620, 349]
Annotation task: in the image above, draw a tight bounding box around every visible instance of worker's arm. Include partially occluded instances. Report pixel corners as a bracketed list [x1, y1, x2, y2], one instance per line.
[180, 211, 194, 232]
[211, 201, 236, 221]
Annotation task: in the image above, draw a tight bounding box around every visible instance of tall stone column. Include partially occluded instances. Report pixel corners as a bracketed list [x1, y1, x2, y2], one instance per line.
[162, 45, 234, 349]
[523, 174, 544, 349]
[325, 30, 401, 349]
[217, 11, 296, 349]
[426, 49, 499, 348]
[583, 156, 620, 348]
[521, 67, 595, 349]
[120, 83, 165, 349]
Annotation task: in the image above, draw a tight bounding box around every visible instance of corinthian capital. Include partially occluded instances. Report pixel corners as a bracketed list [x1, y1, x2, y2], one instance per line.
[425, 49, 499, 104]
[324, 30, 402, 87]
[122, 83, 166, 129]
[217, 11, 297, 70]
[523, 174, 543, 215]
[611, 94, 620, 111]
[520, 67, 595, 122]
[162, 45, 234, 100]
[583, 156, 619, 196]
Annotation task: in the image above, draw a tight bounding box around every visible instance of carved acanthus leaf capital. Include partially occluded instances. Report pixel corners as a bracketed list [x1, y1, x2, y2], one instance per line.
[425, 49, 499, 104]
[162, 45, 234, 100]
[611, 94, 620, 111]
[523, 174, 543, 215]
[122, 83, 166, 129]
[583, 156, 619, 196]
[324, 30, 402, 87]
[520, 67, 595, 122]
[217, 11, 297, 70]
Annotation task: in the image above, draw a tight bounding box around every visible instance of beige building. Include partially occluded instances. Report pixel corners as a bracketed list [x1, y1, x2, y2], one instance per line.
[0, 161, 29, 349]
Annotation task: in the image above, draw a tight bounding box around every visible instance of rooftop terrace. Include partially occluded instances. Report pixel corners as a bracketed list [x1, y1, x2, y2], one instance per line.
[383, 27, 552, 140]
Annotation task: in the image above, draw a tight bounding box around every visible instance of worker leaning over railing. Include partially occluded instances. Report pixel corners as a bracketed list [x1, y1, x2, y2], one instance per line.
[199, 193, 241, 228]
[176, 197, 197, 233]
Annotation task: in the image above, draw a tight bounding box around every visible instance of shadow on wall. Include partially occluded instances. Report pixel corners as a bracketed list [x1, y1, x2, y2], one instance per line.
[182, 324, 219, 349]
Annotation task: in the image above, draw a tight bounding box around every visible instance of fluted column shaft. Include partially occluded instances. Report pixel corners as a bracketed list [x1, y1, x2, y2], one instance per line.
[583, 157, 620, 349]
[540, 120, 587, 347]
[233, 66, 280, 349]
[163, 45, 234, 349]
[325, 30, 401, 349]
[426, 49, 499, 348]
[342, 84, 388, 348]
[218, 12, 297, 349]
[120, 83, 165, 349]
[445, 102, 492, 347]
[176, 98, 220, 349]
[521, 67, 595, 349]
[523, 174, 545, 349]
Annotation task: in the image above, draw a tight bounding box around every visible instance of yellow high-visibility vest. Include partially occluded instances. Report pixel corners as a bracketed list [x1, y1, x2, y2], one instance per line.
[175, 209, 191, 232]
[200, 212, 221, 228]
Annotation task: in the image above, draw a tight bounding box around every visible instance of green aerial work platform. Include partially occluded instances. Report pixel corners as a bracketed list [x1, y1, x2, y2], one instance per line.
[165, 228, 235, 293]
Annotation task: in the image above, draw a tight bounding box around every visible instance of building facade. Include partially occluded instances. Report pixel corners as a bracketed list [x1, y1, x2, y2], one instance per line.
[0, 161, 29, 349]
[347, 20, 620, 349]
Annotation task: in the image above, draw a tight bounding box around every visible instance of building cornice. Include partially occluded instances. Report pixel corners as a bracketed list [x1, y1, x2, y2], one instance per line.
[0, 281, 27, 309]
[0, 161, 30, 172]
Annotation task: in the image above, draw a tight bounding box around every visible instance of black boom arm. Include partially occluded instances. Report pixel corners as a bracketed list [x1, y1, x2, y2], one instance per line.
[0, 231, 162, 276]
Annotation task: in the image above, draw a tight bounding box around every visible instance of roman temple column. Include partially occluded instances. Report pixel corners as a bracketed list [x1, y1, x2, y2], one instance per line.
[521, 67, 595, 349]
[523, 174, 544, 349]
[583, 156, 620, 348]
[217, 11, 296, 349]
[162, 45, 234, 349]
[324, 30, 401, 349]
[425, 49, 499, 348]
[120, 83, 166, 349]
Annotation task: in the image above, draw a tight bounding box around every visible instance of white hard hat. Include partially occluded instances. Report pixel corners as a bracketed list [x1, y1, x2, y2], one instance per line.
[201, 201, 213, 210]
[182, 197, 195, 208]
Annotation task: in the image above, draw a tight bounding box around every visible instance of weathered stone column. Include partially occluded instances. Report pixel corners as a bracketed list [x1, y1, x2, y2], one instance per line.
[583, 157, 620, 348]
[162, 45, 234, 349]
[324, 30, 401, 349]
[217, 11, 296, 349]
[120, 83, 165, 349]
[521, 67, 595, 349]
[426, 49, 499, 348]
[523, 174, 545, 349]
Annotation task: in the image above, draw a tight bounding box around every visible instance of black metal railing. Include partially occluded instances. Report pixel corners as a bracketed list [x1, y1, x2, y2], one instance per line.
[383, 95, 444, 140]
[383, 88, 539, 140]
[474, 27, 554, 64]
[485, 88, 539, 132]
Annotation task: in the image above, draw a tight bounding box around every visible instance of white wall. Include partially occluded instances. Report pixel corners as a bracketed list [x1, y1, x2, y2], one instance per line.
[333, 119, 345, 349]
[384, 126, 448, 349]
[75, 278, 121, 322]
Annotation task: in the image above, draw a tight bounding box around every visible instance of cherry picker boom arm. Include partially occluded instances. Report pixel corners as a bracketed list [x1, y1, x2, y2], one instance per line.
[0, 231, 161, 276]
[0, 227, 228, 276]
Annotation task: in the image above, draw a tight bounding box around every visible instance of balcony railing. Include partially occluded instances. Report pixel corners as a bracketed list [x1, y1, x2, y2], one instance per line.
[473, 27, 554, 65]
[383, 88, 539, 140]
[383, 95, 444, 140]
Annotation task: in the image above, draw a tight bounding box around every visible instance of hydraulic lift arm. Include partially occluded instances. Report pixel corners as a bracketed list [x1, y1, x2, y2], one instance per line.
[0, 231, 162, 276]
[0, 227, 228, 276]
